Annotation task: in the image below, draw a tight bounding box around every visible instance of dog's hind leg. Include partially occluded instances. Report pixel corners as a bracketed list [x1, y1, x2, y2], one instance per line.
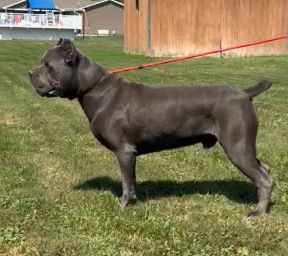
[218, 128, 273, 216]
[257, 158, 270, 174]
[217, 99, 273, 217]
[225, 151, 273, 217]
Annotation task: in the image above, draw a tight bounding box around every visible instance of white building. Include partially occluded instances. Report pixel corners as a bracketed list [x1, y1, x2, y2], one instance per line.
[0, 0, 82, 40]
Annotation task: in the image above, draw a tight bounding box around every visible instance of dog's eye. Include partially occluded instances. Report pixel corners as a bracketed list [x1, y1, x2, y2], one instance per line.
[43, 62, 53, 72]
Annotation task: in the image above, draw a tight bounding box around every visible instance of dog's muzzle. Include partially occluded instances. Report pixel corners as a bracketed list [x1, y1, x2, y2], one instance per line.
[29, 70, 62, 98]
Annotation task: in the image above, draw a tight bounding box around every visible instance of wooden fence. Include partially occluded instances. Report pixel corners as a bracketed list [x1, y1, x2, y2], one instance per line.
[124, 0, 288, 57]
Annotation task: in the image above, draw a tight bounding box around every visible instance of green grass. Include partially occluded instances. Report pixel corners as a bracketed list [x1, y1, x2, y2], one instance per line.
[0, 36, 288, 256]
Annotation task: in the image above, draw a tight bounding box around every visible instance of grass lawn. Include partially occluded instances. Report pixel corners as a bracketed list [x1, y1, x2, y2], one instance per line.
[0, 37, 288, 256]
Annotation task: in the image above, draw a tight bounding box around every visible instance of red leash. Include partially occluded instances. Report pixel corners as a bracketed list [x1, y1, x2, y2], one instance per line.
[109, 34, 288, 74]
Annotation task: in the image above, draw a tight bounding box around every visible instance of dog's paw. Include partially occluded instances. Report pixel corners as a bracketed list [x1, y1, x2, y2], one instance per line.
[246, 210, 268, 218]
[120, 196, 137, 208]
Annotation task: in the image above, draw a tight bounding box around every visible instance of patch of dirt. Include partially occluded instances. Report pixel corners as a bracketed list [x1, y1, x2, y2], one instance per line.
[0, 245, 40, 256]
[0, 114, 17, 126]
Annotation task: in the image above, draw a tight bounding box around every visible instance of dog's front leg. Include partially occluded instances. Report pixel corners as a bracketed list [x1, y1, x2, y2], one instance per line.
[116, 151, 137, 208]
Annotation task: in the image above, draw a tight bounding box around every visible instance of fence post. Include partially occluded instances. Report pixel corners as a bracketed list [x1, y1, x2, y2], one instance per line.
[145, 0, 151, 56]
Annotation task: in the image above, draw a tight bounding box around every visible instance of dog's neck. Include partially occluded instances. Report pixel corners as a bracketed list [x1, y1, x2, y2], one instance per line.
[76, 55, 124, 123]
[73, 54, 108, 97]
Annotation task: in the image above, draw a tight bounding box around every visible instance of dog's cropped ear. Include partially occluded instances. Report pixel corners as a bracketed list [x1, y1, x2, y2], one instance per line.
[58, 38, 79, 65]
[56, 38, 63, 46]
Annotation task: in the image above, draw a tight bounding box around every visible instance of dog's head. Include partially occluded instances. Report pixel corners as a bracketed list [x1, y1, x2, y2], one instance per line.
[29, 38, 79, 99]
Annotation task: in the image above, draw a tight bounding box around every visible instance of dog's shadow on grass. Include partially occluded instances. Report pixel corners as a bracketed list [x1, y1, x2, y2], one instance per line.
[73, 176, 257, 204]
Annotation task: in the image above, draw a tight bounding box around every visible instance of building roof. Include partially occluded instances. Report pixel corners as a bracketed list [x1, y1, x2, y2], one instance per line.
[1, 0, 124, 10]
[0, 0, 26, 9]
[54, 0, 94, 9]
[55, 0, 123, 10]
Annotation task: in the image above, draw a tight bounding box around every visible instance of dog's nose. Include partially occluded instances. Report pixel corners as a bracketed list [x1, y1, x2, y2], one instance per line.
[28, 71, 32, 77]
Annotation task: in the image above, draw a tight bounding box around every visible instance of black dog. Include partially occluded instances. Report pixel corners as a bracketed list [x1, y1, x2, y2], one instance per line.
[29, 39, 273, 217]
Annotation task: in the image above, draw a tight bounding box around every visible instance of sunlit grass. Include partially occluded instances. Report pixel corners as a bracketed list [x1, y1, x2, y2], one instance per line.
[0, 37, 287, 255]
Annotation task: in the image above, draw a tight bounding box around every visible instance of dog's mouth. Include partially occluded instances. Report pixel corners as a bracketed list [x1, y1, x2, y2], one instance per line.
[36, 88, 61, 97]
[47, 88, 60, 97]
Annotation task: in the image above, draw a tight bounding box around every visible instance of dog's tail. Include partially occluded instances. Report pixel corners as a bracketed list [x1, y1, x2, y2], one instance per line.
[244, 80, 272, 98]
